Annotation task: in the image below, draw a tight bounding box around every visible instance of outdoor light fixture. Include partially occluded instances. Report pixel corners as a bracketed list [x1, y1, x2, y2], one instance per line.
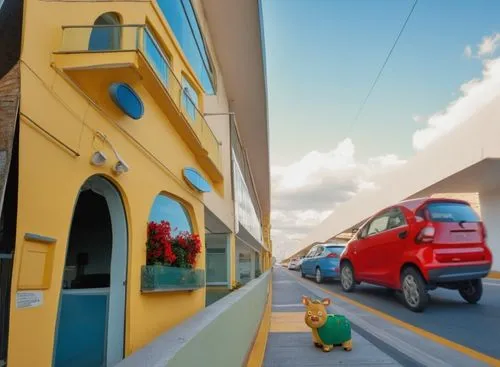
[90, 151, 107, 166]
[113, 158, 129, 175]
[94, 131, 130, 175]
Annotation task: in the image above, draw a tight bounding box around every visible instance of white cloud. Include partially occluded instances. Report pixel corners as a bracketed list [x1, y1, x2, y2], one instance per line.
[412, 114, 422, 123]
[464, 45, 472, 58]
[271, 138, 406, 261]
[463, 33, 500, 59]
[478, 33, 500, 58]
[412, 57, 500, 150]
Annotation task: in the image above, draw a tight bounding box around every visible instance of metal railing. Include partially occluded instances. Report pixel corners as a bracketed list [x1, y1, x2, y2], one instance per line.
[58, 24, 222, 173]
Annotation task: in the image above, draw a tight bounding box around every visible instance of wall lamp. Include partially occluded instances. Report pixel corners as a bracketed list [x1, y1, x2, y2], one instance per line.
[94, 131, 130, 175]
[90, 151, 107, 166]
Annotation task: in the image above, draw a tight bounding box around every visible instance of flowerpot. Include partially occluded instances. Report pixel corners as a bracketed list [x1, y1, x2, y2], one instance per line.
[141, 265, 205, 293]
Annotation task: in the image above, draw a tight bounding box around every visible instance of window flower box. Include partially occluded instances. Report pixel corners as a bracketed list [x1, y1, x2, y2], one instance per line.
[141, 265, 205, 293]
[142, 220, 204, 293]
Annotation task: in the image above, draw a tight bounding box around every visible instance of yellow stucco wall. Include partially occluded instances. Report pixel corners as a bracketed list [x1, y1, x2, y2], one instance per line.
[7, 1, 231, 366]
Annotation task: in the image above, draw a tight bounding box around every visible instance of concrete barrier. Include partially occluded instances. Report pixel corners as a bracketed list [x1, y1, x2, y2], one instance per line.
[116, 270, 271, 367]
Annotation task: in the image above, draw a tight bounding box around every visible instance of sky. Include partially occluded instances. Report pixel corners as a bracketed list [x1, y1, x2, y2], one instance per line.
[261, 0, 500, 261]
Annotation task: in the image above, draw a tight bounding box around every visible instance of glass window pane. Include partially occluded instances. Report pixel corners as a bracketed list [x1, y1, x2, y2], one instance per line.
[206, 249, 227, 283]
[148, 195, 192, 235]
[368, 215, 389, 236]
[325, 246, 345, 255]
[238, 252, 251, 284]
[387, 210, 406, 229]
[157, 0, 215, 94]
[144, 30, 169, 85]
[232, 151, 262, 242]
[427, 202, 480, 223]
[182, 77, 198, 121]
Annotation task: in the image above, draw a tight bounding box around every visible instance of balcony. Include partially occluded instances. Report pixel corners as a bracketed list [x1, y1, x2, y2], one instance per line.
[52, 24, 223, 182]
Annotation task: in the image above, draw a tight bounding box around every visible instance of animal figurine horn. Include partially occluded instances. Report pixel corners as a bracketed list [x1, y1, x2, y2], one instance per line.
[301, 295, 353, 352]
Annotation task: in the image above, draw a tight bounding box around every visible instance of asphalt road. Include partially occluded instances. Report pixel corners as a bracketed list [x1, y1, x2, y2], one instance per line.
[289, 269, 500, 360]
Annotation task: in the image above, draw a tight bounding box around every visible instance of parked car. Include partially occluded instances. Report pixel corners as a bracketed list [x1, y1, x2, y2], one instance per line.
[300, 243, 346, 283]
[288, 258, 300, 270]
[297, 256, 305, 268]
[339, 198, 493, 312]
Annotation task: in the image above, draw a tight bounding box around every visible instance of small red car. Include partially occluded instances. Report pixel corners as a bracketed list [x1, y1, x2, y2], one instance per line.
[339, 198, 493, 312]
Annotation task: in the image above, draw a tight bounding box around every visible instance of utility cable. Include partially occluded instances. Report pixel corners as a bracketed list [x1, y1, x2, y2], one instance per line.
[348, 0, 418, 134]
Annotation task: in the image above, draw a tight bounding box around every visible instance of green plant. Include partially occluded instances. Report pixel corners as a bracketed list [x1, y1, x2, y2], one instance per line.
[230, 281, 243, 291]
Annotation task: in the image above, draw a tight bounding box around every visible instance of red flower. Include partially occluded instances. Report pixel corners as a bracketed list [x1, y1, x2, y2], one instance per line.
[146, 220, 202, 267]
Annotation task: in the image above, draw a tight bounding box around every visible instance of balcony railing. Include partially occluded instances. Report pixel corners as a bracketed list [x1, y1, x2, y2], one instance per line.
[57, 24, 222, 176]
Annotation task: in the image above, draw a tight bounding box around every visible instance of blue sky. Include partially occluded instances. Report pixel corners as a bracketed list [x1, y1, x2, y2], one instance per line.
[262, 1, 500, 259]
[262, 0, 499, 165]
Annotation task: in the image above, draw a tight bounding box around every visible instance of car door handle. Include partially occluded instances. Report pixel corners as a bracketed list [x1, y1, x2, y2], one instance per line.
[398, 230, 408, 239]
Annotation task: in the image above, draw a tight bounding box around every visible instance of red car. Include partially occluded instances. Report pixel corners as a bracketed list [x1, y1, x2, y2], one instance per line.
[339, 198, 493, 312]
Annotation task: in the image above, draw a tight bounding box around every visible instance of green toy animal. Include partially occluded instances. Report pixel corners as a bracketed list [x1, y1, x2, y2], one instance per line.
[302, 296, 353, 352]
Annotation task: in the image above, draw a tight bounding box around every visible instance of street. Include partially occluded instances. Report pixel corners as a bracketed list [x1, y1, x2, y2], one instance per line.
[264, 266, 500, 367]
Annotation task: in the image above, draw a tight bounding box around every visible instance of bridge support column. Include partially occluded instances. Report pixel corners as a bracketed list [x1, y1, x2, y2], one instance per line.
[479, 190, 500, 271]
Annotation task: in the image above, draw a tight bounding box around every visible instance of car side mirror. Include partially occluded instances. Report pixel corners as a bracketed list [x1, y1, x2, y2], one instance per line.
[415, 216, 424, 223]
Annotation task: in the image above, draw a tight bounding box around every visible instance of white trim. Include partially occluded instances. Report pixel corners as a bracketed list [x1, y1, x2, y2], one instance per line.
[81, 176, 127, 365]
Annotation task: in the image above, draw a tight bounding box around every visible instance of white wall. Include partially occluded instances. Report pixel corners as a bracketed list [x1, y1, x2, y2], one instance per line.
[191, 0, 235, 232]
[479, 190, 500, 271]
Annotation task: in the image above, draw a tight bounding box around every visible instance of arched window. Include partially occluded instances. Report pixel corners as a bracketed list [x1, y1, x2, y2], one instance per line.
[148, 194, 192, 235]
[89, 12, 121, 51]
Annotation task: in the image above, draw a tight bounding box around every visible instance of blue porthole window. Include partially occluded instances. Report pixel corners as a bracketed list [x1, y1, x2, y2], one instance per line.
[148, 194, 192, 235]
[183, 167, 211, 193]
[109, 83, 144, 120]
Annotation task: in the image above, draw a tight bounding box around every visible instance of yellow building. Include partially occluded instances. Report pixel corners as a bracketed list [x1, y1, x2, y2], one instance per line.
[0, 0, 271, 366]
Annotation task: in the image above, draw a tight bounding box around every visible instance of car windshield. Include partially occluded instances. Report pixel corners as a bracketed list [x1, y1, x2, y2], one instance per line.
[426, 202, 480, 223]
[325, 246, 345, 254]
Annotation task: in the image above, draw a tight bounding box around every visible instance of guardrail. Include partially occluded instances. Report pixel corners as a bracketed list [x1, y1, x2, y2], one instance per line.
[116, 270, 271, 367]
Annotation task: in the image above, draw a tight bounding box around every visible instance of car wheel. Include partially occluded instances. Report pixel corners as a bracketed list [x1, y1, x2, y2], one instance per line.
[459, 279, 483, 304]
[401, 267, 429, 312]
[315, 268, 323, 283]
[300, 267, 306, 278]
[340, 262, 356, 292]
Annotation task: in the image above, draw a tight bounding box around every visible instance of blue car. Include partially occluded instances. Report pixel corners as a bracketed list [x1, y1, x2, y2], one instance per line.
[300, 243, 346, 283]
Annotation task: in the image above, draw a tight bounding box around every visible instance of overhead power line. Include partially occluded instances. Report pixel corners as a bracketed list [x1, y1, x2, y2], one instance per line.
[348, 0, 418, 132]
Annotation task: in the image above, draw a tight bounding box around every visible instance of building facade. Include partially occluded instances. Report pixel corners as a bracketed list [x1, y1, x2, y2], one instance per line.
[0, 0, 271, 366]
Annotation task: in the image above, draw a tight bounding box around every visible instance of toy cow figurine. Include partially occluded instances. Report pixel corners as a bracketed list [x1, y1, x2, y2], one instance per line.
[302, 296, 353, 352]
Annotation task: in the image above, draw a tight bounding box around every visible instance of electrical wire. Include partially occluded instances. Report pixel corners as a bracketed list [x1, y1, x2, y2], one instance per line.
[348, 0, 418, 134]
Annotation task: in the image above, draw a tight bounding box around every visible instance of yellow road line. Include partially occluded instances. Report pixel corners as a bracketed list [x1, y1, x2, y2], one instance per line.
[488, 271, 500, 279]
[285, 270, 500, 367]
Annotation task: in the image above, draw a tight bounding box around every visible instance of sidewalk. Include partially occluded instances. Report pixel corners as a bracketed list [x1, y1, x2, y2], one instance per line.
[263, 269, 402, 366]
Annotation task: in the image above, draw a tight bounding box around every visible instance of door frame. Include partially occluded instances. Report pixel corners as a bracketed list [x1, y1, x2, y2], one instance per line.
[53, 175, 128, 366]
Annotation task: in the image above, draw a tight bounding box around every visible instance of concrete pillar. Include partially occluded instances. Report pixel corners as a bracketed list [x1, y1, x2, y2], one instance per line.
[479, 190, 500, 271]
[229, 233, 236, 286]
[250, 251, 255, 280]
